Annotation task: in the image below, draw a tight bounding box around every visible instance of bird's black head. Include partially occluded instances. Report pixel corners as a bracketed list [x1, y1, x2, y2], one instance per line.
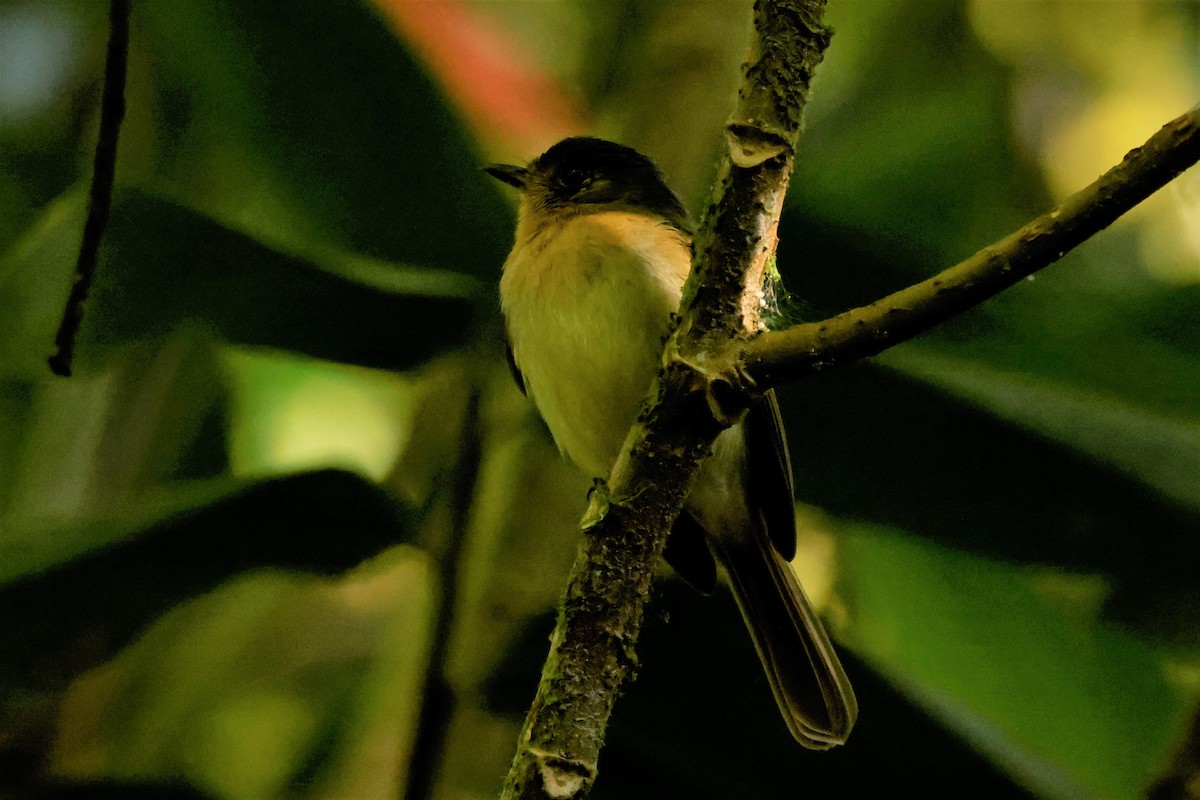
[486, 137, 689, 231]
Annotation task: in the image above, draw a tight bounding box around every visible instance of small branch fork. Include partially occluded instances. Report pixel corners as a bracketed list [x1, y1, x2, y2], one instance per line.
[741, 106, 1200, 387]
[499, 0, 1200, 797]
[39, 0, 1200, 795]
[500, 1, 831, 797]
[48, 0, 131, 377]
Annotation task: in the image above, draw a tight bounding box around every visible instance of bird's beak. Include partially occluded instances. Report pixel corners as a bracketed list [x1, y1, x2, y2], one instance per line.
[485, 163, 528, 189]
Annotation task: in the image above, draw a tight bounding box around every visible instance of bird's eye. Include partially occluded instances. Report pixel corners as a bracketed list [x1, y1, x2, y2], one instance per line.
[560, 168, 594, 194]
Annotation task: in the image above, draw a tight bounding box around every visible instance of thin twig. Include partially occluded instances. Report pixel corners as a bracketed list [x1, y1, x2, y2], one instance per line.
[48, 0, 131, 377]
[741, 107, 1200, 386]
[404, 382, 483, 800]
[499, 2, 832, 798]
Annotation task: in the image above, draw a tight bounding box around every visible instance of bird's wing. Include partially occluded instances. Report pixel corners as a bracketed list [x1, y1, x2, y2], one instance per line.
[505, 340, 526, 396]
[664, 511, 718, 594]
[745, 389, 798, 561]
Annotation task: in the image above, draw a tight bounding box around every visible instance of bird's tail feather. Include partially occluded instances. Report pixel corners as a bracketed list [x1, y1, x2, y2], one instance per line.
[714, 533, 857, 748]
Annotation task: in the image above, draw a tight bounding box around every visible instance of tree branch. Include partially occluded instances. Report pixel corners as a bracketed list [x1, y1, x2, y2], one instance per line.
[499, 2, 1200, 796]
[741, 106, 1200, 387]
[48, 0, 131, 377]
[405, 379, 483, 800]
[499, 1, 831, 798]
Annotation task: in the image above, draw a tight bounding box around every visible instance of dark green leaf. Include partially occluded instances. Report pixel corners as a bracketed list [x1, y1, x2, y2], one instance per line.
[837, 525, 1187, 800]
[128, 0, 513, 277]
[46, 546, 434, 798]
[0, 469, 415, 694]
[0, 188, 482, 374]
[777, 364, 1200, 577]
[0, 335, 227, 521]
[884, 346, 1200, 513]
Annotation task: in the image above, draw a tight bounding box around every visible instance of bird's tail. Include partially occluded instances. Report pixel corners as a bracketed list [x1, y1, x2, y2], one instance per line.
[713, 533, 857, 748]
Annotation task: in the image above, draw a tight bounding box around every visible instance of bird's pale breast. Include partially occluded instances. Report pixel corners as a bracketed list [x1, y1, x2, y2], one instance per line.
[500, 211, 690, 478]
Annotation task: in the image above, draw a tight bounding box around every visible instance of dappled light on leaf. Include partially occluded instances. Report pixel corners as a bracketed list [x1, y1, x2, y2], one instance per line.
[222, 347, 416, 481]
[49, 546, 434, 800]
[969, 0, 1200, 283]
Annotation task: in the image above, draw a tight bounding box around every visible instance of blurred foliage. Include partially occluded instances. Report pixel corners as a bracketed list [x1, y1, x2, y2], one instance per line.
[0, 1, 1198, 799]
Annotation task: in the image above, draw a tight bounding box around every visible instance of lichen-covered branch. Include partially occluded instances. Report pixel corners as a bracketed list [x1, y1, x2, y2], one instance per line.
[741, 107, 1200, 387]
[499, 2, 832, 798]
[680, 0, 831, 345]
[48, 0, 131, 377]
[499, 4, 1200, 797]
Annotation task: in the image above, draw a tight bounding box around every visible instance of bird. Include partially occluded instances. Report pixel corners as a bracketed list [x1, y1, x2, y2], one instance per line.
[486, 136, 856, 748]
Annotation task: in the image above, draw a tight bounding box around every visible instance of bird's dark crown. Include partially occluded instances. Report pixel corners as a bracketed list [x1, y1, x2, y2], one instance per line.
[493, 137, 690, 231]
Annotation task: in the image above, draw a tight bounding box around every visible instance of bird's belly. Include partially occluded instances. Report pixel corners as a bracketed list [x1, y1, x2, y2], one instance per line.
[501, 211, 690, 478]
[514, 277, 672, 478]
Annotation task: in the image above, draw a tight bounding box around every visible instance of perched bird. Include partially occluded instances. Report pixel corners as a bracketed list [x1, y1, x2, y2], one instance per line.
[486, 137, 856, 748]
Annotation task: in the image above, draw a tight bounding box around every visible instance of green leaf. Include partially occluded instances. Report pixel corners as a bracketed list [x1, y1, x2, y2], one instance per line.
[127, 0, 513, 278]
[0, 470, 415, 695]
[0, 334, 227, 523]
[48, 545, 435, 799]
[883, 346, 1200, 512]
[0, 187, 482, 374]
[776, 363, 1196, 577]
[222, 346, 418, 481]
[0, 188, 86, 377]
[838, 526, 1188, 800]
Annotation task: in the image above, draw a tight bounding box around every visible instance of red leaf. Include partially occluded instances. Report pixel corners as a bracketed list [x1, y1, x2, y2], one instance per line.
[374, 0, 586, 156]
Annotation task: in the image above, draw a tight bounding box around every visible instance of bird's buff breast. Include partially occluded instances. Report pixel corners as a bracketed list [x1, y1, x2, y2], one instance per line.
[501, 211, 689, 478]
